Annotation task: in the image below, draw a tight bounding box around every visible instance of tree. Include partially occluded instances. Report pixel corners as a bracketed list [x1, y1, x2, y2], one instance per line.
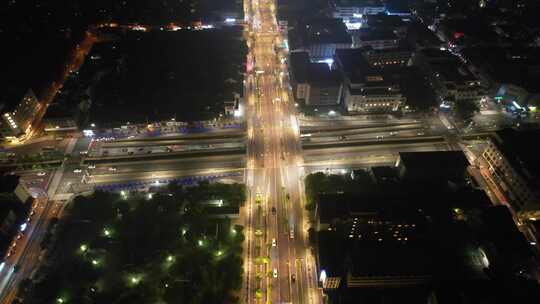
[454, 99, 479, 122]
[23, 183, 245, 304]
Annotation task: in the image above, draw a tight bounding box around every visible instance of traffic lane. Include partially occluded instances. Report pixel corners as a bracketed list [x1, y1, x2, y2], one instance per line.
[4, 137, 70, 156]
[103, 126, 246, 142]
[99, 137, 245, 148]
[86, 156, 245, 174]
[280, 166, 301, 303]
[303, 141, 451, 159]
[299, 115, 423, 129]
[306, 129, 425, 143]
[303, 122, 424, 137]
[87, 168, 244, 186]
[0, 197, 51, 302]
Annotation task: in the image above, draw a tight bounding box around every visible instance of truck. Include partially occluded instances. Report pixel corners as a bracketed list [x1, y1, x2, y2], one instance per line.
[289, 215, 295, 239]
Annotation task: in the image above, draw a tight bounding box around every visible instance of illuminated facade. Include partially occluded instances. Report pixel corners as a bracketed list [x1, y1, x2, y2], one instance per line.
[0, 89, 41, 140]
[482, 129, 540, 219]
[331, 0, 386, 22]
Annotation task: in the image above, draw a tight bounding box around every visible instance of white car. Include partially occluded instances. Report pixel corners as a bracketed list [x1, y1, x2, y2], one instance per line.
[88, 164, 96, 169]
[36, 172, 47, 176]
[73, 169, 82, 173]
[273, 268, 278, 278]
[108, 167, 117, 172]
[272, 238, 276, 247]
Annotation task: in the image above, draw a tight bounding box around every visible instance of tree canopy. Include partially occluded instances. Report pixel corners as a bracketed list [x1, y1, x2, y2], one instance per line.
[22, 183, 245, 303]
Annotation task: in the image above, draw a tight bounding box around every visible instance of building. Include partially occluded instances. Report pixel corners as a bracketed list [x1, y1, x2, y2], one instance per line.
[313, 151, 538, 303]
[335, 49, 405, 113]
[0, 174, 33, 259]
[316, 193, 433, 292]
[351, 29, 399, 50]
[0, 209, 16, 237]
[0, 89, 42, 141]
[462, 47, 540, 114]
[397, 151, 470, 185]
[406, 21, 444, 50]
[481, 129, 540, 218]
[42, 102, 79, 136]
[362, 46, 412, 68]
[364, 14, 408, 37]
[0, 174, 33, 204]
[290, 18, 352, 60]
[414, 49, 483, 105]
[331, 0, 386, 22]
[303, 63, 343, 107]
[289, 52, 343, 109]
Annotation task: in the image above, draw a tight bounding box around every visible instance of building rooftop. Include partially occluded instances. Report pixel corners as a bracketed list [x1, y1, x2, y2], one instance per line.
[462, 47, 540, 93]
[302, 18, 352, 45]
[349, 86, 401, 95]
[420, 49, 458, 61]
[371, 166, 400, 184]
[306, 63, 342, 86]
[365, 14, 405, 29]
[289, 51, 311, 83]
[290, 52, 342, 86]
[0, 88, 33, 114]
[318, 231, 433, 281]
[358, 29, 398, 41]
[492, 128, 540, 188]
[0, 175, 20, 193]
[482, 206, 533, 265]
[398, 151, 469, 183]
[431, 62, 477, 83]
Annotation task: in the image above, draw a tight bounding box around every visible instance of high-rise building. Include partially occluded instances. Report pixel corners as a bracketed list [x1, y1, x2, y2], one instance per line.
[0, 89, 41, 141]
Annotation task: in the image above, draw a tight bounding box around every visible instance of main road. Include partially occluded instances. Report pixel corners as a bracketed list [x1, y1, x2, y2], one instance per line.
[243, 0, 321, 303]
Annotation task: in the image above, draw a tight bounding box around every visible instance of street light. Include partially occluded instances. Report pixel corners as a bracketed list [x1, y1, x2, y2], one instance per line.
[80, 244, 88, 252]
[103, 228, 111, 237]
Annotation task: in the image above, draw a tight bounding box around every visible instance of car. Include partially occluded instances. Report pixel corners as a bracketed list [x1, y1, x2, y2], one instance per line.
[272, 238, 277, 247]
[87, 164, 96, 169]
[273, 268, 278, 278]
[108, 167, 117, 172]
[389, 131, 398, 136]
[417, 132, 425, 136]
[73, 169, 82, 173]
[271, 206, 276, 214]
[290, 229, 294, 239]
[376, 135, 384, 140]
[36, 172, 47, 176]
[291, 274, 296, 282]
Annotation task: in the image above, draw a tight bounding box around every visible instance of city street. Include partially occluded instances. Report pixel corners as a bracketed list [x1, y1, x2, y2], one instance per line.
[243, 0, 321, 303]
